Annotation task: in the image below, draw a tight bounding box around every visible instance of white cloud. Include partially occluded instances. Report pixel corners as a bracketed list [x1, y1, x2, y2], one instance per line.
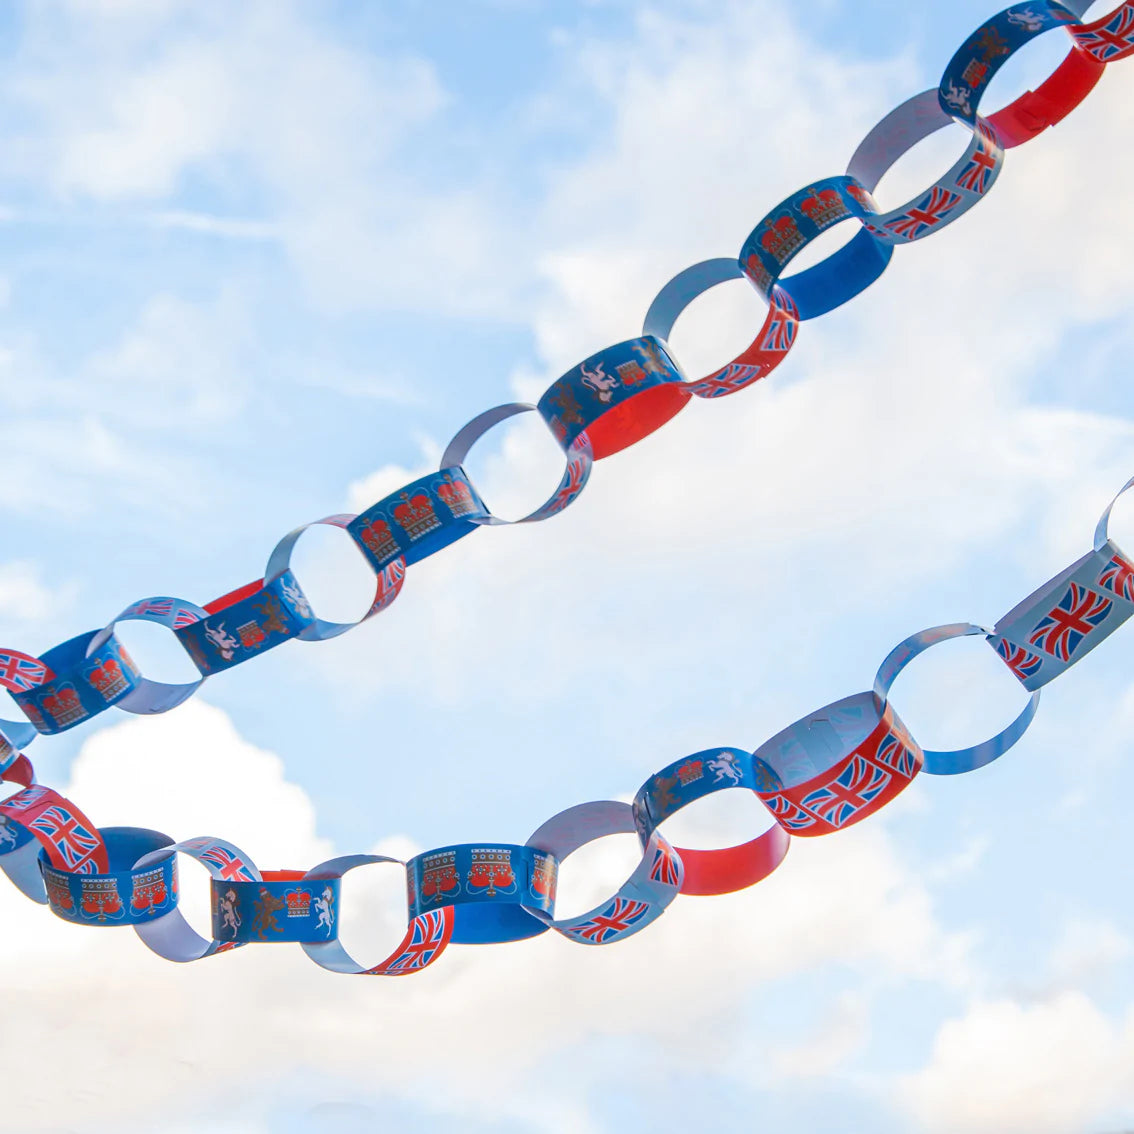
[0, 560, 72, 623]
[898, 992, 1134, 1134]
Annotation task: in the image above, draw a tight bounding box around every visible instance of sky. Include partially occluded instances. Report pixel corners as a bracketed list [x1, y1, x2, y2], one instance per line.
[0, 0, 1133, 1130]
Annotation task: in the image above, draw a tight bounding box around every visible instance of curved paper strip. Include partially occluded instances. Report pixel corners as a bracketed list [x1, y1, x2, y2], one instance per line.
[1073, 3, 1134, 61]
[41, 827, 177, 927]
[938, 1, 1104, 148]
[175, 571, 316, 676]
[406, 843, 556, 945]
[524, 800, 683, 942]
[301, 854, 454, 976]
[266, 515, 407, 641]
[0, 786, 108, 874]
[0, 648, 54, 696]
[632, 749, 791, 896]
[873, 623, 1040, 776]
[347, 468, 488, 573]
[990, 481, 1134, 691]
[11, 630, 140, 736]
[847, 90, 1005, 245]
[87, 596, 208, 715]
[642, 259, 800, 398]
[133, 836, 260, 963]
[752, 694, 921, 835]
[739, 175, 892, 320]
[537, 337, 690, 460]
[440, 404, 594, 524]
[0, 725, 32, 782]
[210, 870, 341, 944]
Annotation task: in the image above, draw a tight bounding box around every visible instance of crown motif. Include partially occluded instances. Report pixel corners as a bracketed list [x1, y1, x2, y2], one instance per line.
[393, 491, 441, 542]
[799, 186, 848, 230]
[468, 847, 514, 895]
[285, 888, 312, 917]
[0, 735, 12, 764]
[237, 620, 267, 649]
[80, 877, 123, 920]
[44, 872, 74, 913]
[744, 253, 774, 294]
[87, 658, 128, 701]
[41, 683, 87, 727]
[845, 183, 875, 213]
[359, 516, 399, 561]
[421, 849, 458, 899]
[676, 759, 704, 786]
[760, 213, 805, 265]
[530, 851, 558, 898]
[131, 867, 168, 911]
[616, 360, 647, 387]
[437, 475, 477, 519]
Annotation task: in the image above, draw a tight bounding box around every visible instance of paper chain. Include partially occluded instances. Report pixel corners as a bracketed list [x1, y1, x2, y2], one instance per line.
[0, 1, 1131, 974]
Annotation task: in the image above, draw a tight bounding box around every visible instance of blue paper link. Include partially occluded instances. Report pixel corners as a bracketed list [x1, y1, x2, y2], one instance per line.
[847, 90, 1004, 244]
[536, 336, 687, 455]
[407, 843, 556, 944]
[133, 836, 260, 963]
[41, 827, 177, 927]
[525, 800, 682, 945]
[440, 403, 594, 525]
[212, 874, 340, 945]
[739, 175, 893, 320]
[12, 630, 141, 736]
[347, 467, 488, 574]
[267, 515, 407, 642]
[175, 570, 316, 677]
[873, 623, 1040, 776]
[89, 596, 209, 715]
[938, 1, 1081, 124]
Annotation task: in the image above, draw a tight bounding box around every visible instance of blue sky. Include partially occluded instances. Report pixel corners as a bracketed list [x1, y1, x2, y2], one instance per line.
[1, 0, 1134, 1131]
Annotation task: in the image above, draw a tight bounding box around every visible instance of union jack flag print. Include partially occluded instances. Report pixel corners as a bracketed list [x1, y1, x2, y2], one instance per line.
[1027, 582, 1113, 663]
[1099, 553, 1134, 603]
[800, 755, 891, 829]
[0, 650, 50, 694]
[198, 844, 256, 882]
[884, 186, 963, 241]
[543, 453, 590, 518]
[691, 362, 764, 399]
[760, 792, 818, 831]
[955, 131, 998, 195]
[374, 909, 450, 975]
[1074, 4, 1134, 61]
[994, 637, 1044, 682]
[28, 806, 104, 873]
[563, 897, 651, 944]
[872, 731, 919, 780]
[760, 292, 799, 353]
[647, 840, 683, 888]
[124, 597, 174, 619]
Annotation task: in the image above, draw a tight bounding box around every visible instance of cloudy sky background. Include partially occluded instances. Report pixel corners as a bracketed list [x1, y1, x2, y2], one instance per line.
[0, 0, 1133, 1130]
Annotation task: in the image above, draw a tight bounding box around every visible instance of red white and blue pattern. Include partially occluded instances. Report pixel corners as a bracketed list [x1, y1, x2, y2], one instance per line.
[0, 785, 51, 813]
[544, 453, 590, 518]
[374, 910, 450, 974]
[760, 792, 819, 831]
[1027, 582, 1113, 662]
[28, 806, 103, 873]
[956, 135, 998, 195]
[1099, 553, 1134, 603]
[872, 731, 919, 779]
[0, 651, 50, 694]
[800, 755, 891, 829]
[691, 362, 764, 398]
[562, 897, 651, 944]
[994, 637, 1044, 681]
[760, 295, 799, 352]
[197, 845, 256, 882]
[884, 187, 964, 241]
[1074, 4, 1134, 62]
[647, 840, 683, 888]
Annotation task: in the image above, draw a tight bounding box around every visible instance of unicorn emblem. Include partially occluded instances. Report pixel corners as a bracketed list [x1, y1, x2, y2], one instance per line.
[708, 751, 744, 785]
[204, 622, 239, 661]
[280, 578, 311, 620]
[0, 817, 18, 851]
[941, 80, 973, 116]
[579, 361, 618, 403]
[1007, 7, 1045, 31]
[218, 888, 241, 938]
[314, 886, 335, 933]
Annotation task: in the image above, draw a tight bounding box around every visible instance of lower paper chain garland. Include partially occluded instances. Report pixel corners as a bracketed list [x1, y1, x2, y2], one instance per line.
[0, 478, 1130, 973]
[0, 1, 1132, 973]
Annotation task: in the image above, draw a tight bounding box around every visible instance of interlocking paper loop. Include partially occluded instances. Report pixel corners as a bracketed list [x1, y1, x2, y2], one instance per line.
[0, 2, 1130, 976]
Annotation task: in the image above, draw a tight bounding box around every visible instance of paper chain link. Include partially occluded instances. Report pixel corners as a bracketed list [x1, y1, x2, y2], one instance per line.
[0, 1, 1131, 974]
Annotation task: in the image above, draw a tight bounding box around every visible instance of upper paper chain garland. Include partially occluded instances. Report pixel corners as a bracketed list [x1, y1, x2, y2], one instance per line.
[0, 0, 1130, 974]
